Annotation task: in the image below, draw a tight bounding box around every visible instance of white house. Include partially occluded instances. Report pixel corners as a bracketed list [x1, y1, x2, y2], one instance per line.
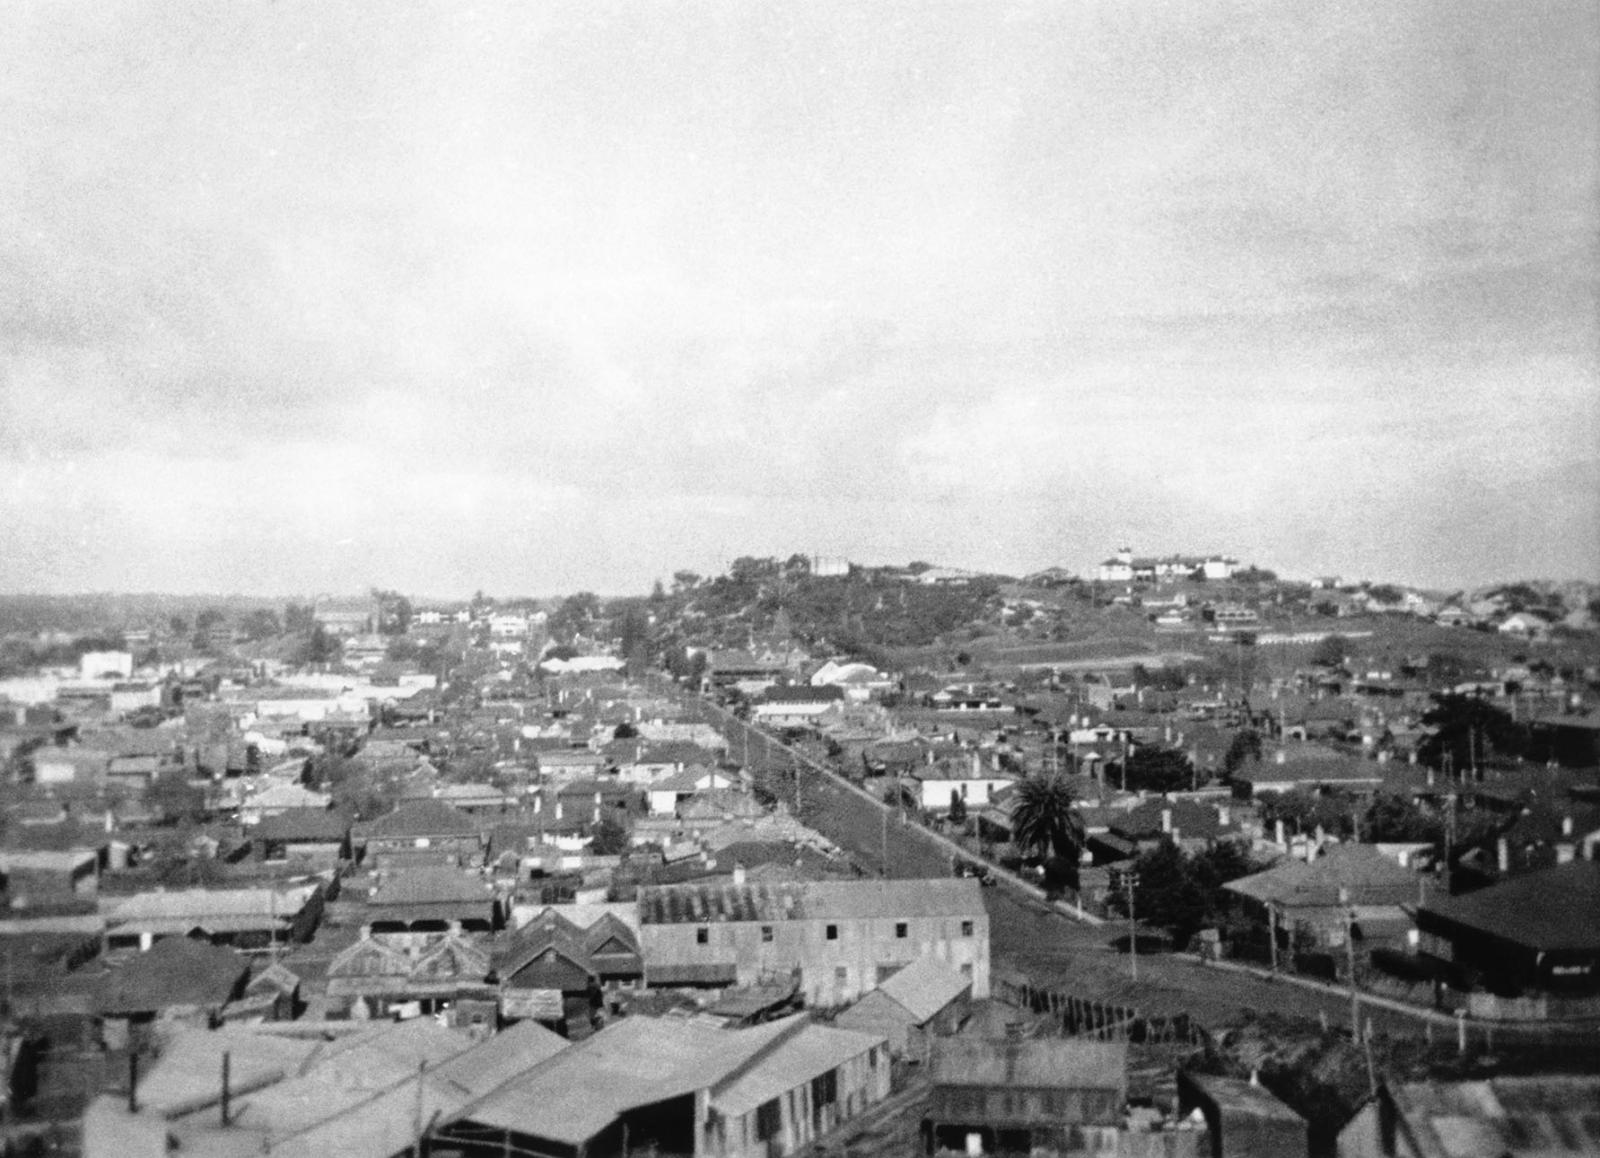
[647, 766, 740, 817]
[1498, 612, 1551, 642]
[80, 651, 133, 680]
[915, 759, 1016, 814]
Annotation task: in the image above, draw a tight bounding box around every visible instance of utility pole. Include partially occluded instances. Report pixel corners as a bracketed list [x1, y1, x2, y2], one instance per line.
[1124, 869, 1141, 982]
[1341, 887, 1361, 1042]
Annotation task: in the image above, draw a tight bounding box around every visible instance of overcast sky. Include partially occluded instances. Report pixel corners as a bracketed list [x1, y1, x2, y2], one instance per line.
[2, 1, 1596, 598]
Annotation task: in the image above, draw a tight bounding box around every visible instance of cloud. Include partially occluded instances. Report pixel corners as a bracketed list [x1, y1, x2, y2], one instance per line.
[0, 0, 1595, 594]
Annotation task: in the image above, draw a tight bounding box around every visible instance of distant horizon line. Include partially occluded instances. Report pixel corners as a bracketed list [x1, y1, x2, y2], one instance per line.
[0, 569, 1593, 607]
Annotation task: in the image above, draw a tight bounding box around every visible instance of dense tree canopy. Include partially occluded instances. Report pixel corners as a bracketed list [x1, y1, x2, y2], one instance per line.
[1416, 693, 1529, 772]
[1115, 746, 1197, 793]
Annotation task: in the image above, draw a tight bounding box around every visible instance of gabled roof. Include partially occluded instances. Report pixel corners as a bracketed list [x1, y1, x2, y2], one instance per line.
[328, 935, 412, 978]
[871, 954, 972, 1023]
[650, 765, 731, 794]
[354, 799, 481, 840]
[1416, 859, 1600, 953]
[493, 912, 593, 979]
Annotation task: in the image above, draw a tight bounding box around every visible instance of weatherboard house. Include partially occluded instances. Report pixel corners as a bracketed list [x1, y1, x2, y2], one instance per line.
[637, 878, 989, 1008]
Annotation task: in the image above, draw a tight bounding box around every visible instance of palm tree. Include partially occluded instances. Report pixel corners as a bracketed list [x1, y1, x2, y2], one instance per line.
[1008, 771, 1085, 865]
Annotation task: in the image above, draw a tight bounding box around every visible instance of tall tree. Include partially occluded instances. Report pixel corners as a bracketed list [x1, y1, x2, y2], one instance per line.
[1009, 772, 1085, 863]
[1417, 693, 1528, 772]
[1222, 728, 1263, 776]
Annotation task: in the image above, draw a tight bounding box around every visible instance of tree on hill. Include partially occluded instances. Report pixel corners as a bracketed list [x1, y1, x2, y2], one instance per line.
[549, 591, 602, 642]
[295, 623, 341, 667]
[241, 608, 282, 642]
[1311, 634, 1351, 668]
[283, 602, 316, 634]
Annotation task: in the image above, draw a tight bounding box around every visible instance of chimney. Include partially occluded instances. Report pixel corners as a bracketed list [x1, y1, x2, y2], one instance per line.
[1275, 819, 1286, 846]
[1426, 766, 1435, 787]
[733, 863, 746, 886]
[1562, 815, 1574, 837]
[1275, 750, 1287, 765]
[1218, 805, 1230, 826]
[1497, 838, 1510, 873]
[1161, 809, 1173, 834]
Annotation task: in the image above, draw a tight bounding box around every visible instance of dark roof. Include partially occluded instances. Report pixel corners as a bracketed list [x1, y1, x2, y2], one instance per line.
[758, 685, 845, 705]
[97, 936, 250, 1015]
[1111, 798, 1234, 842]
[494, 914, 595, 979]
[1416, 860, 1600, 953]
[354, 799, 481, 840]
[252, 807, 351, 843]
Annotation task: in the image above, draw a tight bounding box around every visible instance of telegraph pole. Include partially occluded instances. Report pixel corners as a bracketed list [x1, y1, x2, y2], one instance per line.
[1341, 887, 1361, 1042]
[1124, 869, 1141, 982]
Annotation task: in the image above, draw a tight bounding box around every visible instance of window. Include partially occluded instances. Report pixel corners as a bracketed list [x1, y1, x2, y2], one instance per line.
[755, 1099, 782, 1141]
[811, 1069, 838, 1107]
[761, 925, 774, 943]
[960, 963, 973, 979]
[825, 924, 839, 941]
[835, 966, 849, 985]
[895, 922, 908, 939]
[696, 927, 709, 945]
[961, 920, 975, 937]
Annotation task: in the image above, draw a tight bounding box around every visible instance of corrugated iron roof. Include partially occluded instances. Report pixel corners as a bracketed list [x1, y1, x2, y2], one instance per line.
[638, 878, 984, 925]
